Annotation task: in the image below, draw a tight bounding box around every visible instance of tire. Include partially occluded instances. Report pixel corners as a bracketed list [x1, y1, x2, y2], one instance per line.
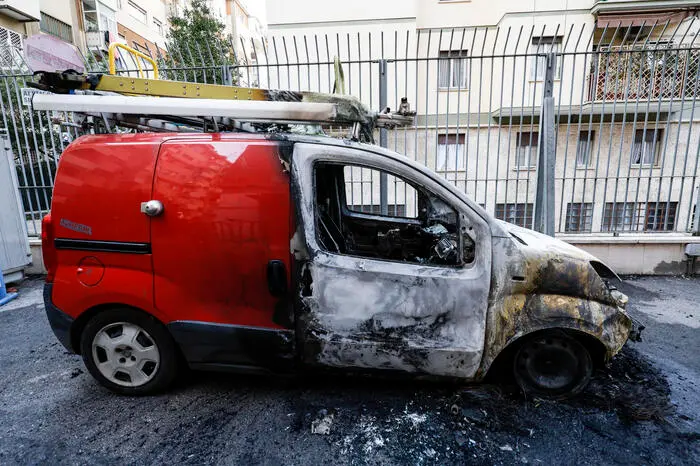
[513, 332, 593, 399]
[80, 308, 179, 395]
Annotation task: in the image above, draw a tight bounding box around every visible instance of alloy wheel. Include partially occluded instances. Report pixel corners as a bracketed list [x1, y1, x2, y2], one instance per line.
[91, 322, 161, 387]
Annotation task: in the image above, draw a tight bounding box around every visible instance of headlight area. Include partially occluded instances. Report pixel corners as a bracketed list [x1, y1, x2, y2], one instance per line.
[589, 260, 644, 342]
[610, 289, 629, 309]
[589, 260, 628, 309]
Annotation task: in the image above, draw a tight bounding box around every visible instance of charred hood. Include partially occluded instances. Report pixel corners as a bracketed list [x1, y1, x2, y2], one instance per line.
[495, 221, 619, 306]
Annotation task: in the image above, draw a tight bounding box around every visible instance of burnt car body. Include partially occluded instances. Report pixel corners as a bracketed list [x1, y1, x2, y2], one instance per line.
[43, 133, 634, 396]
[289, 140, 632, 397]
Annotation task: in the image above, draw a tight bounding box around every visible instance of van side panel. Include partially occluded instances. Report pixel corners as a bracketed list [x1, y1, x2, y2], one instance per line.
[51, 250, 157, 319]
[151, 140, 291, 329]
[50, 135, 161, 319]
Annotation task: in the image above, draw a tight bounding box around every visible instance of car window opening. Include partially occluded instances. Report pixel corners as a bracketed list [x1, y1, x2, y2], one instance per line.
[314, 163, 475, 266]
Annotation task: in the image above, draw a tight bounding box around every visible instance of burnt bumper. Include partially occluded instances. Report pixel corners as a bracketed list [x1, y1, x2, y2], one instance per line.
[43, 283, 74, 352]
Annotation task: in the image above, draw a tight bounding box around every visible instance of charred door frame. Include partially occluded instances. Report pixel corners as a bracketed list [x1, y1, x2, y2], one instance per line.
[289, 143, 493, 379]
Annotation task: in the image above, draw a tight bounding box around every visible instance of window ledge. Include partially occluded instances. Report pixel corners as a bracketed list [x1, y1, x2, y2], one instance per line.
[575, 166, 595, 170]
[437, 88, 469, 92]
[556, 233, 700, 244]
[513, 167, 536, 171]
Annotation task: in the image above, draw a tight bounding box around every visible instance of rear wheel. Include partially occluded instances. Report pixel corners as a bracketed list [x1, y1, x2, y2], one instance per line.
[513, 332, 593, 399]
[80, 308, 178, 395]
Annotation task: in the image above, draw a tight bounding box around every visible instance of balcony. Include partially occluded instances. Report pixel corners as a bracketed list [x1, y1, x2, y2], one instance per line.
[593, 0, 700, 15]
[0, 0, 40, 22]
[86, 30, 109, 49]
[588, 44, 700, 101]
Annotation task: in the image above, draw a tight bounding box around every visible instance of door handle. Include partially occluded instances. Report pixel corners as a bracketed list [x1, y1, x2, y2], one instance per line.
[267, 260, 288, 297]
[141, 200, 164, 217]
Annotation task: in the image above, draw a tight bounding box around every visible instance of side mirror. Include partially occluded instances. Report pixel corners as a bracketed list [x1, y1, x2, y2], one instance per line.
[266, 260, 288, 297]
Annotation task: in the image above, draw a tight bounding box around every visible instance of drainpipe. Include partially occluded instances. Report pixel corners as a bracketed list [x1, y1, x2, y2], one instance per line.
[74, 0, 87, 53]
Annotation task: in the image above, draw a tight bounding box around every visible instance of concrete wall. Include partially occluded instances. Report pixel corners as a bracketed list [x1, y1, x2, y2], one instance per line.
[564, 234, 700, 274]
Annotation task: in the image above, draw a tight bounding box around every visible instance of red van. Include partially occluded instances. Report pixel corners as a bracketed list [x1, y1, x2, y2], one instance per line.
[42, 132, 635, 397]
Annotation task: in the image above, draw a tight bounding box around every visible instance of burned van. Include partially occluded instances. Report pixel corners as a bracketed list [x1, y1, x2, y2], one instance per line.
[42, 133, 636, 397]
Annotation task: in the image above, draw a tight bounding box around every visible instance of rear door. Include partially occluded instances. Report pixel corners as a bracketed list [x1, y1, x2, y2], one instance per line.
[291, 143, 492, 379]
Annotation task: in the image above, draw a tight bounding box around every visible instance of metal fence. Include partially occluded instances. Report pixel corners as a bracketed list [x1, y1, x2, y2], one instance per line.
[2, 18, 700, 237]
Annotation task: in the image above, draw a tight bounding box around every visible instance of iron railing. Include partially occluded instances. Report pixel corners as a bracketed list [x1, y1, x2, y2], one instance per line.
[590, 44, 700, 101]
[1, 18, 699, 237]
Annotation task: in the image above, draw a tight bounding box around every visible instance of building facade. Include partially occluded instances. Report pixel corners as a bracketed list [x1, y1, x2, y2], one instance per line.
[264, 0, 700, 272]
[0, 0, 265, 78]
[267, 0, 700, 234]
[0, 0, 168, 65]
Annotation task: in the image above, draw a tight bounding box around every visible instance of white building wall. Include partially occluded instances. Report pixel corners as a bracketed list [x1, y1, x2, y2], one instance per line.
[267, 0, 415, 28]
[116, 0, 168, 45]
[416, 0, 596, 29]
[40, 0, 73, 26]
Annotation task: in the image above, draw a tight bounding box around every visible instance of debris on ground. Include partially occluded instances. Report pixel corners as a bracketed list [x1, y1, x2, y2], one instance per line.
[311, 409, 335, 435]
[403, 412, 427, 429]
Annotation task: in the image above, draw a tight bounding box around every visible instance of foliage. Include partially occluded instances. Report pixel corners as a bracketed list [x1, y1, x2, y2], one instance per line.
[165, 0, 238, 85]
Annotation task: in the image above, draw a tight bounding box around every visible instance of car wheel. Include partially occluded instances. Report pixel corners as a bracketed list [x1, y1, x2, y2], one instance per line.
[80, 308, 178, 395]
[513, 332, 593, 399]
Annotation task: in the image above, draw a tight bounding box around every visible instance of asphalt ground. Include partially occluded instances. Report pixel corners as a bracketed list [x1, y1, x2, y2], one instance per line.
[0, 275, 698, 465]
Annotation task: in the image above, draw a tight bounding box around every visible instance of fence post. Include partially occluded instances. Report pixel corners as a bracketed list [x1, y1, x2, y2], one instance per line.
[534, 52, 557, 236]
[694, 185, 700, 236]
[221, 65, 233, 86]
[378, 59, 388, 215]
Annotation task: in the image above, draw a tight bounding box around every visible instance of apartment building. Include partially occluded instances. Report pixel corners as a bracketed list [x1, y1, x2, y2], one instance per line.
[265, 0, 700, 272]
[0, 1, 82, 57]
[266, 1, 700, 230]
[1, 0, 265, 70]
[0, 0, 168, 68]
[80, 0, 168, 57]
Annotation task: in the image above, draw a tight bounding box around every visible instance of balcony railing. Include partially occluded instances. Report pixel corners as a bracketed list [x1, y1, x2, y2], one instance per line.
[589, 45, 700, 101]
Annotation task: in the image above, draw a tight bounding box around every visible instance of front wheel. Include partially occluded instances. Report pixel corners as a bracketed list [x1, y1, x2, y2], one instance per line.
[80, 308, 179, 395]
[513, 332, 593, 399]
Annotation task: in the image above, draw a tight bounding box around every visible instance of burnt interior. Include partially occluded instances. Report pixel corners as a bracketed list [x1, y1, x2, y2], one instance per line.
[314, 163, 475, 266]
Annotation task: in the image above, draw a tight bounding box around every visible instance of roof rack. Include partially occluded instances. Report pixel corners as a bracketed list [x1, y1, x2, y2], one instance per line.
[29, 63, 415, 142]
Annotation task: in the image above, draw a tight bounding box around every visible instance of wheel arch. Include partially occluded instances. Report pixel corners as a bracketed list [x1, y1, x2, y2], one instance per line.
[479, 292, 631, 380]
[70, 303, 169, 355]
[482, 326, 608, 382]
